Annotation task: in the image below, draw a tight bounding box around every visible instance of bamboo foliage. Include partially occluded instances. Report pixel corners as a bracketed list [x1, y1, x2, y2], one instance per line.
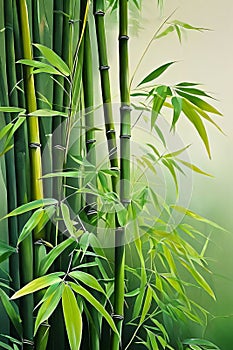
[0, 1, 224, 350]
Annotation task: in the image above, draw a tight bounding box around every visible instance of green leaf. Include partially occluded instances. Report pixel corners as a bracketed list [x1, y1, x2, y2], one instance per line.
[11, 273, 64, 299]
[156, 25, 175, 39]
[171, 96, 182, 129]
[146, 329, 159, 350]
[2, 199, 58, 219]
[183, 338, 220, 349]
[171, 205, 226, 231]
[172, 20, 209, 31]
[164, 144, 191, 158]
[177, 90, 222, 115]
[33, 67, 63, 75]
[28, 109, 67, 117]
[0, 341, 13, 350]
[0, 241, 16, 264]
[182, 99, 211, 158]
[140, 285, 153, 325]
[175, 87, 213, 99]
[69, 282, 119, 336]
[18, 59, 63, 76]
[39, 238, 76, 276]
[151, 85, 168, 128]
[0, 123, 14, 141]
[62, 284, 82, 350]
[176, 159, 213, 177]
[0, 289, 22, 336]
[138, 62, 175, 86]
[69, 271, 106, 295]
[34, 44, 71, 76]
[17, 209, 44, 245]
[34, 283, 63, 335]
[61, 203, 76, 237]
[0, 107, 25, 114]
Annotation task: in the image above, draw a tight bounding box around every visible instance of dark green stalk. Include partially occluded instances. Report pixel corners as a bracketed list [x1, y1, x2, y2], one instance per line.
[3, 0, 20, 295]
[112, 1, 131, 349]
[83, 15, 97, 225]
[93, 0, 119, 190]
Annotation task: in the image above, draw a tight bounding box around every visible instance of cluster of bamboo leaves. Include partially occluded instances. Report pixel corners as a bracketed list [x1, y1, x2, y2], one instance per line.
[0, 0, 223, 349]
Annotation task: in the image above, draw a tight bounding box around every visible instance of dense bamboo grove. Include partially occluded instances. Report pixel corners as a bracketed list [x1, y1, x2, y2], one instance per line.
[0, 0, 224, 349]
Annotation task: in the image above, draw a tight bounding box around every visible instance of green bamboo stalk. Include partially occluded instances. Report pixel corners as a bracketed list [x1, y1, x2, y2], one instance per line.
[3, 0, 20, 295]
[93, 0, 119, 191]
[17, 0, 44, 206]
[112, 1, 131, 349]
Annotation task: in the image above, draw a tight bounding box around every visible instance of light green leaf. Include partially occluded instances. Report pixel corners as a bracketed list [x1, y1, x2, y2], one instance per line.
[0, 341, 13, 350]
[164, 144, 191, 159]
[138, 62, 175, 86]
[34, 283, 63, 335]
[156, 25, 175, 39]
[176, 159, 213, 177]
[61, 203, 76, 237]
[183, 338, 220, 349]
[171, 205, 226, 231]
[0, 289, 22, 336]
[2, 198, 58, 219]
[17, 209, 44, 246]
[151, 85, 168, 128]
[0, 107, 25, 113]
[33, 66, 63, 75]
[0, 241, 16, 264]
[177, 90, 222, 115]
[0, 123, 14, 141]
[146, 329, 159, 350]
[140, 285, 153, 325]
[28, 109, 67, 117]
[11, 273, 64, 299]
[39, 238, 76, 276]
[17, 59, 49, 69]
[69, 282, 119, 336]
[182, 99, 211, 158]
[62, 284, 82, 350]
[171, 96, 182, 129]
[69, 271, 106, 295]
[34, 44, 71, 76]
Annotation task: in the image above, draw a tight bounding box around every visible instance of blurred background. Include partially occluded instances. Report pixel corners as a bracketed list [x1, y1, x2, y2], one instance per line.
[120, 0, 233, 348]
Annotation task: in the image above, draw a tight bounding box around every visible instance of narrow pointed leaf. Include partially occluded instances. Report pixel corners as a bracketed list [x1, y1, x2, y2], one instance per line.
[69, 282, 119, 336]
[176, 159, 213, 177]
[151, 86, 168, 128]
[33, 44, 71, 76]
[69, 271, 106, 295]
[39, 238, 76, 276]
[138, 62, 175, 86]
[156, 25, 175, 39]
[140, 285, 153, 324]
[0, 241, 16, 263]
[182, 99, 211, 158]
[11, 273, 64, 299]
[34, 283, 63, 335]
[28, 109, 67, 117]
[17, 209, 44, 245]
[171, 96, 182, 128]
[0, 289, 22, 336]
[177, 90, 222, 115]
[2, 199, 58, 219]
[62, 285, 82, 350]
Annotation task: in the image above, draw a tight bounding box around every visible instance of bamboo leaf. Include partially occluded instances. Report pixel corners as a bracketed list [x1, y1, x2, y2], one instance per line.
[34, 283, 63, 335]
[177, 90, 222, 115]
[0, 123, 14, 141]
[69, 271, 106, 295]
[2, 199, 58, 219]
[176, 159, 213, 177]
[17, 209, 44, 245]
[0, 107, 25, 113]
[164, 144, 191, 158]
[171, 205, 226, 231]
[175, 86, 213, 99]
[138, 62, 175, 86]
[39, 238, 76, 276]
[146, 329, 159, 350]
[69, 282, 119, 336]
[28, 109, 67, 117]
[182, 99, 211, 158]
[62, 284, 82, 350]
[156, 25, 175, 39]
[151, 85, 168, 128]
[33, 44, 71, 76]
[33, 67, 63, 75]
[0, 341, 13, 350]
[183, 338, 220, 349]
[17, 59, 50, 69]
[140, 285, 153, 325]
[0, 241, 16, 263]
[0, 289, 22, 336]
[61, 203, 76, 237]
[11, 273, 64, 299]
[171, 96, 182, 129]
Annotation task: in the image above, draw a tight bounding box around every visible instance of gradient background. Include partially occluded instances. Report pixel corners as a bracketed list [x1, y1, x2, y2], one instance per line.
[122, 1, 233, 348]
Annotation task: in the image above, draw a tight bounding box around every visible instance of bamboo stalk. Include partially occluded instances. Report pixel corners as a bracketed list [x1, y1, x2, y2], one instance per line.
[93, 0, 119, 191]
[112, 1, 131, 349]
[3, 0, 20, 295]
